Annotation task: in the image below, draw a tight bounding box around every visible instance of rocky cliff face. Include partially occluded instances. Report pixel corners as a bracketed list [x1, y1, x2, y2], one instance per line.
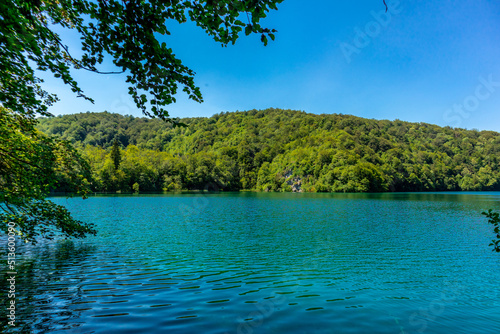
[284, 170, 302, 192]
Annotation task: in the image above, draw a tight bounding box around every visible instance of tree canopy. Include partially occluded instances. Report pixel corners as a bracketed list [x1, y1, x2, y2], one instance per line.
[37, 109, 500, 194]
[1, 0, 283, 123]
[0, 107, 96, 242]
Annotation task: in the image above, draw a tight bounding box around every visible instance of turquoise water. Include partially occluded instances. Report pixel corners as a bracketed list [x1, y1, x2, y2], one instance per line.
[2, 192, 500, 333]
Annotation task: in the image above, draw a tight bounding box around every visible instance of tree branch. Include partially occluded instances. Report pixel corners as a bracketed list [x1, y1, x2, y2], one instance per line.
[0, 147, 50, 172]
[44, 23, 125, 75]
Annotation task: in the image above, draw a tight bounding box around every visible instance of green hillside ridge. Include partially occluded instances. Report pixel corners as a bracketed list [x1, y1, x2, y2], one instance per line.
[37, 108, 500, 193]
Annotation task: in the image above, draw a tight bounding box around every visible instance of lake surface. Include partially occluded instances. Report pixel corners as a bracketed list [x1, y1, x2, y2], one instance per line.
[2, 192, 500, 333]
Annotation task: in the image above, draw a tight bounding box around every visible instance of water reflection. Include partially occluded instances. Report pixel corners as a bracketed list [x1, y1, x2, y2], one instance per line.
[0, 240, 96, 333]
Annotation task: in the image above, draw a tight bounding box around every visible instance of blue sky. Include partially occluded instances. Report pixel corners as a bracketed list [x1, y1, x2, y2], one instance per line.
[43, 0, 500, 131]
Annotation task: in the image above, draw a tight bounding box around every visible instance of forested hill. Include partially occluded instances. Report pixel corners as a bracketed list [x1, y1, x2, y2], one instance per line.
[37, 109, 500, 193]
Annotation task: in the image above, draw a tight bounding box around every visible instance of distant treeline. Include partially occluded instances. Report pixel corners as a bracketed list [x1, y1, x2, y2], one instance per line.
[37, 109, 500, 193]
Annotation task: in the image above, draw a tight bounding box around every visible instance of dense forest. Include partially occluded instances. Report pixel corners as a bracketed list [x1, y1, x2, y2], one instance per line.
[36, 109, 500, 193]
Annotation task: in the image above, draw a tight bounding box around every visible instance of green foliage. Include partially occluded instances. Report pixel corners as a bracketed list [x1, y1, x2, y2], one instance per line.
[0, 107, 96, 243]
[1, 0, 282, 243]
[132, 182, 140, 194]
[110, 138, 122, 170]
[37, 109, 500, 193]
[1, 0, 282, 123]
[482, 209, 500, 252]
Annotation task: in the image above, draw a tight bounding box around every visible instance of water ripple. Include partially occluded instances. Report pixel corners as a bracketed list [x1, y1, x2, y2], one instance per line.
[1, 192, 500, 333]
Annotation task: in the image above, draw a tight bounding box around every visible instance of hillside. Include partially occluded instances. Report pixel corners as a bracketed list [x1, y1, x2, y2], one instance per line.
[37, 109, 500, 193]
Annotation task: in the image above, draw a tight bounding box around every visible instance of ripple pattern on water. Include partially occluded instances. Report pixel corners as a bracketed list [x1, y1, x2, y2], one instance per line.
[1, 192, 500, 334]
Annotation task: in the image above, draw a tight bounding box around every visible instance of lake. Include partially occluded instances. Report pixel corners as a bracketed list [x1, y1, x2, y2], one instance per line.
[2, 192, 500, 333]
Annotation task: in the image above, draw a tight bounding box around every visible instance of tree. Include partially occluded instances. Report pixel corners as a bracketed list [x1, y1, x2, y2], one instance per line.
[0, 107, 96, 243]
[1, 0, 283, 242]
[36, 109, 500, 194]
[1, 0, 283, 123]
[132, 182, 140, 194]
[110, 138, 122, 170]
[482, 210, 500, 253]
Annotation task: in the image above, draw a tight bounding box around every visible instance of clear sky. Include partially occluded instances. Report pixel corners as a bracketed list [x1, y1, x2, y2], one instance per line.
[43, 0, 500, 131]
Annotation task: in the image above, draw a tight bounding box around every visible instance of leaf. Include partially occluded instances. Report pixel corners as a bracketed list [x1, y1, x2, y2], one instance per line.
[245, 24, 253, 36]
[261, 34, 268, 46]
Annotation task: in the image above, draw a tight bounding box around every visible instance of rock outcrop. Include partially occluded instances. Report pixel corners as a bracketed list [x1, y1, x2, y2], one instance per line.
[284, 170, 302, 192]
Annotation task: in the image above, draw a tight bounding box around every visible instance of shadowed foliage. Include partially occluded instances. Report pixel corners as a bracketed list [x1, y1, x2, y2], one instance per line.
[482, 209, 500, 252]
[0, 107, 96, 242]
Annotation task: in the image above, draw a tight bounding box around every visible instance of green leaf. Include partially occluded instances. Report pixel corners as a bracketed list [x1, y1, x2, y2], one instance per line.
[261, 34, 268, 46]
[245, 24, 253, 36]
